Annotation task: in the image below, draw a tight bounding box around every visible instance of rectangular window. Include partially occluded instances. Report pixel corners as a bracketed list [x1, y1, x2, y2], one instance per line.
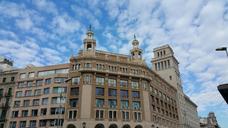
[96, 99, 104, 108]
[34, 89, 41, 96]
[18, 82, 26, 88]
[108, 88, 117, 97]
[2, 77, 6, 83]
[72, 77, 80, 85]
[16, 91, 23, 97]
[68, 110, 77, 120]
[50, 107, 65, 115]
[120, 80, 128, 88]
[0, 89, 3, 96]
[121, 100, 129, 109]
[131, 81, 139, 89]
[42, 98, 48, 105]
[55, 68, 68, 74]
[69, 99, 78, 107]
[53, 87, 67, 94]
[36, 80, 43, 86]
[12, 111, 18, 118]
[70, 87, 79, 96]
[84, 74, 91, 84]
[95, 110, 104, 120]
[122, 111, 130, 121]
[32, 99, 39, 106]
[108, 78, 116, 87]
[11, 77, 15, 81]
[28, 72, 35, 78]
[108, 99, 117, 108]
[23, 100, 30, 107]
[39, 120, 47, 127]
[14, 101, 20, 107]
[40, 108, 47, 116]
[120, 90, 128, 98]
[27, 81, 33, 87]
[9, 121, 16, 128]
[25, 90, 32, 97]
[38, 70, 55, 77]
[29, 120, 36, 127]
[132, 101, 141, 110]
[96, 77, 104, 86]
[51, 97, 66, 104]
[96, 87, 104, 96]
[134, 112, 142, 121]
[31, 109, 38, 116]
[21, 110, 28, 117]
[109, 111, 117, 120]
[19, 121, 26, 128]
[20, 73, 26, 79]
[132, 91, 140, 98]
[84, 63, 91, 68]
[54, 77, 65, 83]
[45, 78, 52, 85]
[43, 88, 50, 94]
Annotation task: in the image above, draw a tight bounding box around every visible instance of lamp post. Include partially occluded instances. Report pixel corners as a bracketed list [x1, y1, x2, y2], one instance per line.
[215, 47, 228, 57]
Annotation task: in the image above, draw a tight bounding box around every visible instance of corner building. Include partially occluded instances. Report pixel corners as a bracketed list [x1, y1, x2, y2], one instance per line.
[64, 29, 179, 128]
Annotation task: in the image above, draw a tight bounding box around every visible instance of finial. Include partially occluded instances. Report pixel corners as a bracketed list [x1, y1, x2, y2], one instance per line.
[89, 24, 92, 31]
[134, 34, 136, 40]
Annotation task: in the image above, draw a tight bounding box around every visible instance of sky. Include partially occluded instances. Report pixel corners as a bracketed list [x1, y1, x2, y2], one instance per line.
[0, 0, 228, 127]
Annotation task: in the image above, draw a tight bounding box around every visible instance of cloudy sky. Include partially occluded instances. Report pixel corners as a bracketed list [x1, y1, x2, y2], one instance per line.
[0, 0, 228, 127]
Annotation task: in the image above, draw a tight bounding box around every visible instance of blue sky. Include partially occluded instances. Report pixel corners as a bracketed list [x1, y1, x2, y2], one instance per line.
[0, 0, 228, 127]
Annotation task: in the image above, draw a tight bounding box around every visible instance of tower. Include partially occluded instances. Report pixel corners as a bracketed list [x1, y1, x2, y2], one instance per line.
[130, 35, 145, 65]
[83, 25, 96, 56]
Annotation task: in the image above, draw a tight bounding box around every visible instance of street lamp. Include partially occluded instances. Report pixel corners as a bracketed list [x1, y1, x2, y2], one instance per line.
[82, 122, 86, 128]
[215, 47, 228, 57]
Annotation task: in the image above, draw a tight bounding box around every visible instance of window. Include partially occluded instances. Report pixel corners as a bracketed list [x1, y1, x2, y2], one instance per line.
[131, 81, 139, 89]
[169, 75, 172, 80]
[36, 80, 43, 86]
[16, 91, 23, 97]
[96, 99, 104, 108]
[108, 99, 117, 108]
[23, 100, 30, 107]
[29, 120, 36, 128]
[108, 89, 117, 97]
[11, 77, 15, 82]
[40, 108, 47, 116]
[34, 89, 41, 96]
[72, 77, 80, 85]
[43, 88, 50, 94]
[0, 89, 3, 96]
[120, 80, 128, 88]
[18, 82, 26, 88]
[14, 101, 20, 107]
[19, 121, 26, 128]
[96, 77, 104, 86]
[108, 78, 116, 87]
[38, 70, 55, 77]
[28, 72, 35, 78]
[25, 90, 32, 97]
[54, 77, 65, 83]
[120, 90, 128, 98]
[32, 99, 39, 106]
[122, 111, 130, 121]
[95, 110, 104, 120]
[50, 119, 63, 126]
[51, 97, 66, 104]
[20, 73, 26, 79]
[68, 110, 77, 120]
[134, 112, 142, 121]
[27, 81, 33, 87]
[12, 111, 18, 118]
[109, 111, 117, 120]
[45, 78, 52, 84]
[96, 88, 104, 96]
[70, 87, 79, 96]
[84, 74, 91, 84]
[21, 110, 28, 117]
[132, 91, 140, 98]
[42, 98, 48, 105]
[2, 77, 6, 83]
[31, 109, 38, 116]
[39, 120, 47, 127]
[121, 100, 129, 109]
[55, 69, 68, 74]
[50, 107, 65, 115]
[9, 121, 16, 128]
[132, 101, 141, 110]
[69, 99, 78, 107]
[53, 87, 66, 94]
[84, 63, 91, 68]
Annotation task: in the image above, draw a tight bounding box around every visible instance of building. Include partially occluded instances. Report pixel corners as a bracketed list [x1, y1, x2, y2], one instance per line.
[151, 45, 200, 128]
[0, 69, 18, 128]
[6, 64, 69, 128]
[0, 57, 13, 72]
[64, 29, 179, 128]
[200, 112, 220, 128]
[4, 28, 180, 128]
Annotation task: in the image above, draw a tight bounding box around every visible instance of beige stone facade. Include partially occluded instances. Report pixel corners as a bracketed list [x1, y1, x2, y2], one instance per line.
[151, 45, 200, 128]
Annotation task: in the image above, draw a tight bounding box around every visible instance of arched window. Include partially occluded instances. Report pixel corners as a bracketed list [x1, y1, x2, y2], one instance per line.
[122, 124, 131, 128]
[67, 124, 76, 128]
[135, 125, 143, 128]
[87, 44, 92, 50]
[95, 123, 105, 128]
[109, 124, 118, 128]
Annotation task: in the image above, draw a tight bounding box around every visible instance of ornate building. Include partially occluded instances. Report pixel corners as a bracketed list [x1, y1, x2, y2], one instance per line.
[200, 112, 220, 128]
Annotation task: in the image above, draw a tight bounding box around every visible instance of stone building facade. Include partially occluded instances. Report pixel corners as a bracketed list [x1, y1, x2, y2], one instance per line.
[200, 112, 220, 128]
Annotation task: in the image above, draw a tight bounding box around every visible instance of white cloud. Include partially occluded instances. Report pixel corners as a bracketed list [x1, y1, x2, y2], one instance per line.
[32, 0, 58, 15]
[16, 17, 33, 30]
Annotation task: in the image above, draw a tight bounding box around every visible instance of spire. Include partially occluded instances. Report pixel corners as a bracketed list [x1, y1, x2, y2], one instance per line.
[132, 34, 139, 47]
[86, 24, 94, 39]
